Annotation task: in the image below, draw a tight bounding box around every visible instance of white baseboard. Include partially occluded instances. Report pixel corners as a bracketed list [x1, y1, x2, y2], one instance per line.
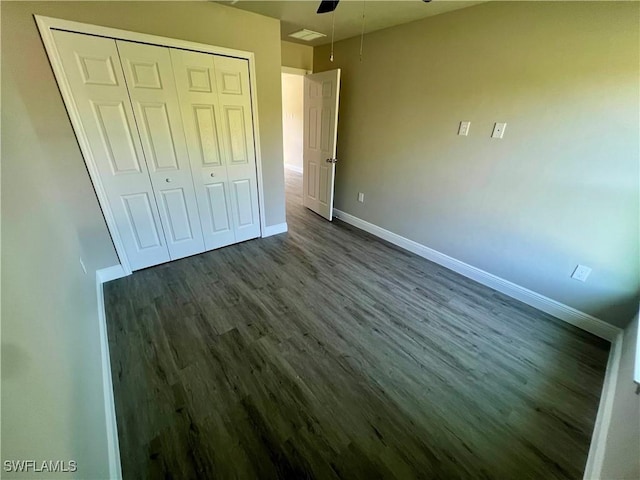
[583, 331, 624, 479]
[284, 164, 303, 174]
[262, 222, 288, 238]
[96, 269, 123, 480]
[96, 264, 127, 284]
[333, 209, 621, 342]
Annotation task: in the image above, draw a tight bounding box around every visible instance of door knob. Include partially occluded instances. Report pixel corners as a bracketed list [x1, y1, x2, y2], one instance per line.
[210, 172, 215, 177]
[326, 158, 338, 164]
[165, 178, 172, 183]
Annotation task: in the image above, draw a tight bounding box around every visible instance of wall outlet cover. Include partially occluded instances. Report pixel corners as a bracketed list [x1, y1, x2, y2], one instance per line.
[492, 122, 507, 139]
[571, 264, 592, 282]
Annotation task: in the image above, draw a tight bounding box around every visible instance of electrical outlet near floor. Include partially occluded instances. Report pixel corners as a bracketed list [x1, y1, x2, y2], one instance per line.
[358, 192, 365, 203]
[571, 264, 592, 282]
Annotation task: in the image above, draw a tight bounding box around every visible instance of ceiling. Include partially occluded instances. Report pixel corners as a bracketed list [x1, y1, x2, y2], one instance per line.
[217, 0, 485, 46]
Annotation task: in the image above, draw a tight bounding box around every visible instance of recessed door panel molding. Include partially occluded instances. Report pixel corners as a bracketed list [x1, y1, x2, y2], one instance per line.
[308, 107, 319, 150]
[193, 105, 222, 166]
[41, 17, 267, 274]
[52, 29, 170, 271]
[224, 106, 248, 164]
[203, 181, 235, 249]
[322, 81, 333, 98]
[309, 82, 320, 98]
[129, 61, 162, 89]
[231, 177, 260, 242]
[117, 40, 205, 261]
[187, 67, 213, 93]
[91, 101, 141, 175]
[138, 102, 179, 171]
[303, 69, 341, 221]
[221, 72, 242, 95]
[320, 107, 332, 152]
[122, 193, 163, 250]
[76, 54, 118, 86]
[232, 179, 254, 226]
[319, 165, 329, 205]
[206, 183, 232, 233]
[160, 188, 195, 243]
[308, 163, 318, 200]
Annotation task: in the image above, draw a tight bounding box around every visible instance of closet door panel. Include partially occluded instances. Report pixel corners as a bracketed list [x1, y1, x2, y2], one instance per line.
[231, 179, 256, 228]
[159, 188, 196, 242]
[52, 30, 170, 271]
[122, 193, 164, 250]
[223, 105, 249, 164]
[193, 105, 223, 166]
[170, 49, 235, 250]
[214, 56, 261, 242]
[205, 182, 233, 234]
[117, 40, 205, 261]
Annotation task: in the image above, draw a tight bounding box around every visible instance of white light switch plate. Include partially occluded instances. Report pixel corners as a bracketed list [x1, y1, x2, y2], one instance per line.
[571, 264, 592, 282]
[458, 121, 470, 136]
[357, 192, 365, 203]
[492, 122, 507, 139]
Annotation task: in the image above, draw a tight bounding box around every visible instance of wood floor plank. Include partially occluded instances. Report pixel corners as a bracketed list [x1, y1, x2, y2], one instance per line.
[105, 171, 609, 479]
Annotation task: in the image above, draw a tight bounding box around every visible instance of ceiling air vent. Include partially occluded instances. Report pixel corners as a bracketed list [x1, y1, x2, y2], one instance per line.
[288, 29, 327, 42]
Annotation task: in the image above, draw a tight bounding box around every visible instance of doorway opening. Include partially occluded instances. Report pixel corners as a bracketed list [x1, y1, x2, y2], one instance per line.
[281, 66, 341, 221]
[281, 68, 306, 206]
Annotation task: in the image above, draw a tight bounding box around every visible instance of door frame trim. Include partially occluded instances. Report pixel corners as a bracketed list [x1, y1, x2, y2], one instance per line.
[35, 15, 268, 275]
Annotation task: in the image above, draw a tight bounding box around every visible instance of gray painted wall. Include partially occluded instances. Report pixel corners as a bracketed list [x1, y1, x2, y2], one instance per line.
[1, 2, 284, 477]
[314, 1, 640, 327]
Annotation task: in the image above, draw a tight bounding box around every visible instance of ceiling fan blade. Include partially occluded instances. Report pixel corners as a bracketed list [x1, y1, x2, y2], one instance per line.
[317, 0, 339, 14]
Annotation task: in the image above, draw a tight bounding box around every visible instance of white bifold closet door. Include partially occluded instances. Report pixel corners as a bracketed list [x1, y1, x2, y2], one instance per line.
[116, 40, 206, 261]
[51, 30, 262, 271]
[171, 50, 261, 247]
[52, 30, 172, 270]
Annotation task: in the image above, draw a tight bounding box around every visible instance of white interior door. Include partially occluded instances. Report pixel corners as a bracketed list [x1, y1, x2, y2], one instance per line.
[117, 40, 205, 261]
[52, 30, 171, 270]
[303, 69, 341, 221]
[213, 56, 262, 242]
[170, 49, 236, 250]
[171, 51, 261, 246]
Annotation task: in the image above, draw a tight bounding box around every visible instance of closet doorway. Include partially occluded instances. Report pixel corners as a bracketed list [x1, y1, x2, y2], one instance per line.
[37, 16, 267, 275]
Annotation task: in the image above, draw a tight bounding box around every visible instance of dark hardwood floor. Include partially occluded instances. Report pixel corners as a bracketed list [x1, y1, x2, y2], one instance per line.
[105, 170, 609, 480]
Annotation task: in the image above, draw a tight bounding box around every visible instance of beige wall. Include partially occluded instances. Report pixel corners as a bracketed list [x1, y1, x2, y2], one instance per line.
[599, 313, 640, 479]
[281, 40, 313, 71]
[1, 1, 284, 477]
[314, 1, 640, 327]
[282, 73, 305, 171]
[2, 68, 111, 478]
